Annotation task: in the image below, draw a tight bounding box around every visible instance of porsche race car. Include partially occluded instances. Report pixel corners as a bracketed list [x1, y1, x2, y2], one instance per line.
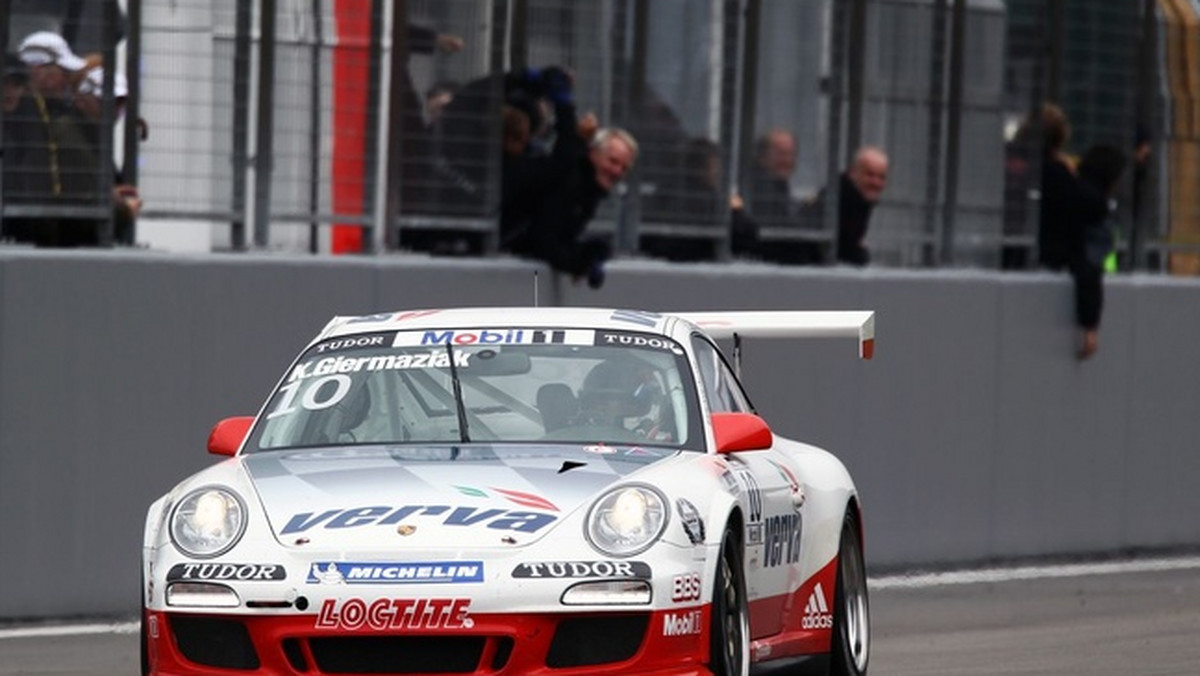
[142, 307, 873, 675]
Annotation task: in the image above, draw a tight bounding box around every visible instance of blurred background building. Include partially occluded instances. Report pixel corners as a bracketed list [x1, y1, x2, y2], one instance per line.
[2, 0, 1197, 273]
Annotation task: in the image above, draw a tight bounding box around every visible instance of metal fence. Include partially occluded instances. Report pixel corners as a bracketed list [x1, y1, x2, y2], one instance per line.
[3, 0, 1197, 273]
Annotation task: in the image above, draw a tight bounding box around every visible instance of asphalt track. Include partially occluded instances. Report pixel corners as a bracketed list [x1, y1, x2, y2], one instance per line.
[3, 557, 1200, 675]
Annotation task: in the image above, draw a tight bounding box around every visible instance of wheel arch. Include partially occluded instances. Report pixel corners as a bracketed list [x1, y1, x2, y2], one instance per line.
[704, 504, 745, 596]
[845, 496, 863, 544]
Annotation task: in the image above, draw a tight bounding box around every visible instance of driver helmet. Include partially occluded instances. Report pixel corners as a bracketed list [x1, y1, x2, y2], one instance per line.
[578, 359, 660, 424]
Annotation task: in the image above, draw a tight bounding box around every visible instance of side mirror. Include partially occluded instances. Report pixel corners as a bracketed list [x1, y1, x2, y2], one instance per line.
[711, 412, 774, 454]
[208, 417, 254, 456]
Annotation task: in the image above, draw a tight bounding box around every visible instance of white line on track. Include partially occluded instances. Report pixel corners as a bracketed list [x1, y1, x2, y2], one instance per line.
[0, 621, 138, 639]
[870, 555, 1200, 590]
[5, 555, 1200, 639]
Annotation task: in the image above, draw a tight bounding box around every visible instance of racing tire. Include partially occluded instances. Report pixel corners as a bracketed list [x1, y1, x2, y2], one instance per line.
[829, 508, 870, 676]
[710, 526, 750, 676]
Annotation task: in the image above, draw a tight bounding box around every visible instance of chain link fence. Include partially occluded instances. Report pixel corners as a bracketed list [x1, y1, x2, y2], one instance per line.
[3, 0, 1197, 273]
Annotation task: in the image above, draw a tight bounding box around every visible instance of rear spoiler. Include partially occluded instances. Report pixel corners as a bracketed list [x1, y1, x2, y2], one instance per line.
[673, 311, 875, 360]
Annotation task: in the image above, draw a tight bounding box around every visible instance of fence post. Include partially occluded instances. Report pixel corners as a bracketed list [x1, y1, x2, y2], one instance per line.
[924, 0, 949, 266]
[845, 0, 867, 165]
[360, 0, 384, 254]
[616, 0, 650, 256]
[383, 0, 407, 251]
[253, 0, 278, 249]
[123, 0, 142, 196]
[1045, 0, 1064, 105]
[0, 0, 9, 224]
[510, 0, 528, 70]
[823, 0, 851, 263]
[307, 0, 324, 253]
[939, 0, 966, 266]
[97, 0, 118, 247]
[231, 0, 253, 250]
[1131, 0, 1158, 271]
[483, 0, 508, 255]
[722, 0, 758, 263]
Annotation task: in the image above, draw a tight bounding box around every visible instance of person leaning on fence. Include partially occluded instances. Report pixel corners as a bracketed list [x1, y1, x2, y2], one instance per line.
[1066, 143, 1127, 361]
[500, 66, 637, 289]
[785, 145, 889, 266]
[743, 129, 815, 262]
[640, 137, 718, 261]
[1036, 103, 1113, 360]
[4, 31, 104, 247]
[639, 136, 756, 262]
[837, 146, 889, 265]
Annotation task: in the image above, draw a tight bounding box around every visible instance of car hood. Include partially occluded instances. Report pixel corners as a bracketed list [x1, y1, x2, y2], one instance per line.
[240, 444, 675, 550]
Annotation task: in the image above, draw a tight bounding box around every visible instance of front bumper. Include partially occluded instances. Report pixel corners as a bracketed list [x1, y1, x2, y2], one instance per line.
[145, 606, 715, 675]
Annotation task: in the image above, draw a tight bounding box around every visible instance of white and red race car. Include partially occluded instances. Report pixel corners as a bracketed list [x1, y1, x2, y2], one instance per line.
[142, 307, 873, 675]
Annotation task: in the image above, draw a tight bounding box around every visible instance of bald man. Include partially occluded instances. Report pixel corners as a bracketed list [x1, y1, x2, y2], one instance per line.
[836, 146, 889, 265]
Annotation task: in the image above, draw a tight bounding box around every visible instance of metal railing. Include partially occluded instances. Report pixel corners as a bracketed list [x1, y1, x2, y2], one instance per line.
[3, 0, 1196, 274]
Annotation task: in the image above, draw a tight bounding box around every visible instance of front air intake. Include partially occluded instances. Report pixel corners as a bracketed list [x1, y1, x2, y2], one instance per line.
[170, 615, 260, 670]
[546, 614, 648, 667]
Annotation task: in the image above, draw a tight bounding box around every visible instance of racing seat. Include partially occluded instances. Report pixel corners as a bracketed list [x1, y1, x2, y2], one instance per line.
[537, 383, 577, 433]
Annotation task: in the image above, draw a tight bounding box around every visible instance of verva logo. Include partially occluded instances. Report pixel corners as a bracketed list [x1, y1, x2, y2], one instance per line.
[280, 505, 557, 534]
[315, 598, 473, 630]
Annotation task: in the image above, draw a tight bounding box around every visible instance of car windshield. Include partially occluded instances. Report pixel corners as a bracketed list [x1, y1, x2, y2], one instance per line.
[245, 328, 703, 452]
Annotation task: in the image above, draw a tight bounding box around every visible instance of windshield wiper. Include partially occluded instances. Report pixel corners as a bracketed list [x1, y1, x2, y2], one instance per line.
[445, 342, 470, 442]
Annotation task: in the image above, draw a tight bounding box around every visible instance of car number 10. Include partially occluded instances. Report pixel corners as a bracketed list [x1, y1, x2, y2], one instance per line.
[267, 375, 353, 419]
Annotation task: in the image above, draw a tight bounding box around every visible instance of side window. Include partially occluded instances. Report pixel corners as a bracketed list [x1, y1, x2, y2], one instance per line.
[690, 336, 752, 413]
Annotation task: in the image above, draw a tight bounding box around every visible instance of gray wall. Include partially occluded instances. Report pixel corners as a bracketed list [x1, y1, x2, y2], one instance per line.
[2, 251, 1199, 619]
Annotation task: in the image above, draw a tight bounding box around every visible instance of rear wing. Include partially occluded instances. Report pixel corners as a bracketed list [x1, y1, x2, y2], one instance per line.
[673, 311, 875, 360]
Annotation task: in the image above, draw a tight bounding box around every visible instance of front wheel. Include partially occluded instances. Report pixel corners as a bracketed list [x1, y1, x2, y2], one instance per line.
[710, 526, 750, 676]
[830, 508, 870, 676]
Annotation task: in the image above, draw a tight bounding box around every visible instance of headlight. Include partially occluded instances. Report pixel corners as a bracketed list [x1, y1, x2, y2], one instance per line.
[585, 485, 668, 557]
[170, 487, 247, 558]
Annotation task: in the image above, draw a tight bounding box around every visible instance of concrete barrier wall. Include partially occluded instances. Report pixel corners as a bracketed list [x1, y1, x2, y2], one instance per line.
[2, 250, 1200, 619]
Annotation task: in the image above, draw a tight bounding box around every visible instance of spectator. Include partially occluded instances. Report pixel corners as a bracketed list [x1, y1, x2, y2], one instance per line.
[2, 53, 26, 114]
[749, 129, 797, 218]
[1071, 143, 1127, 360]
[2, 54, 30, 240]
[74, 65, 142, 244]
[501, 104, 533, 159]
[500, 67, 636, 289]
[640, 137, 754, 262]
[1036, 103, 1112, 360]
[835, 146, 889, 265]
[743, 129, 824, 263]
[789, 145, 889, 266]
[641, 137, 720, 261]
[4, 31, 103, 247]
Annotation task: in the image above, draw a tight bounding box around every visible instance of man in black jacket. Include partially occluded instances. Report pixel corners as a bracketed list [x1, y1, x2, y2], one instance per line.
[834, 146, 889, 265]
[500, 67, 637, 289]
